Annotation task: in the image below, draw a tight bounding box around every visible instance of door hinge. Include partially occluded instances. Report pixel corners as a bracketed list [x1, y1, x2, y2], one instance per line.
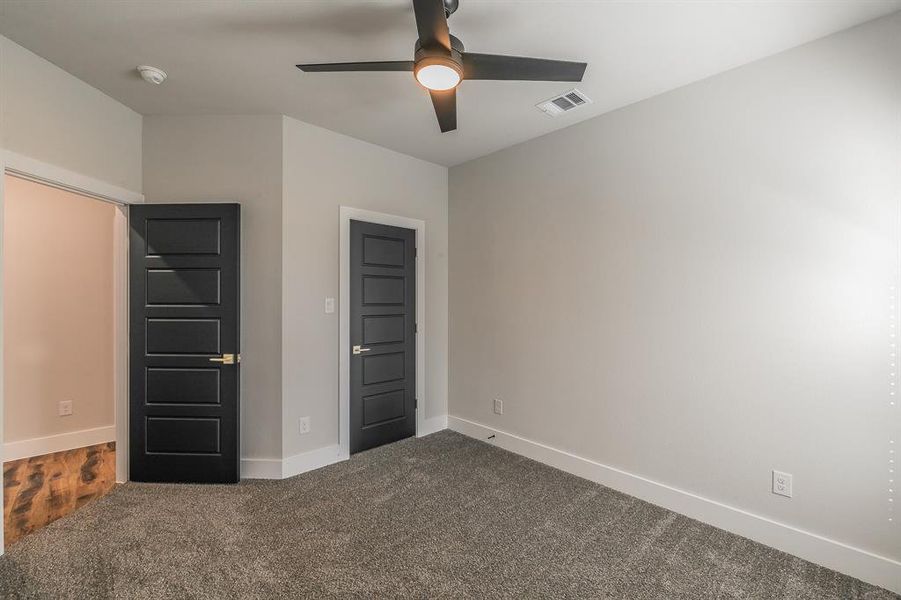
[414, 247, 417, 258]
[414, 322, 418, 333]
[415, 398, 418, 409]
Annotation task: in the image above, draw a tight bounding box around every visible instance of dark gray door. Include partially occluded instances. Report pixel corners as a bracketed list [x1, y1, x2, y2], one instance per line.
[350, 220, 416, 454]
[129, 203, 240, 483]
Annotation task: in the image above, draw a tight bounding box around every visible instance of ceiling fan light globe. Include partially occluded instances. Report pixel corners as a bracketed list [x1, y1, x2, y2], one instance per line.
[415, 62, 462, 91]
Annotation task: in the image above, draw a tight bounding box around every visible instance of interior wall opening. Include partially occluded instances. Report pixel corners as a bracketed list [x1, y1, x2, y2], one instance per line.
[2, 174, 117, 545]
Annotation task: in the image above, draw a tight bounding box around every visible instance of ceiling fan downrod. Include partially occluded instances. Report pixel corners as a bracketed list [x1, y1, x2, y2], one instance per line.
[444, 0, 459, 18]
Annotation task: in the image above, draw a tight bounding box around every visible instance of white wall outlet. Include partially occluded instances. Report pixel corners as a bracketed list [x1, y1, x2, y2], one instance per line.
[58, 400, 73, 416]
[493, 398, 503, 415]
[772, 470, 792, 498]
[324, 297, 335, 314]
[299, 416, 311, 434]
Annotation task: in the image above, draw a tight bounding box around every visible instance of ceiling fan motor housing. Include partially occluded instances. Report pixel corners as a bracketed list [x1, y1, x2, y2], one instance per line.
[414, 34, 465, 77]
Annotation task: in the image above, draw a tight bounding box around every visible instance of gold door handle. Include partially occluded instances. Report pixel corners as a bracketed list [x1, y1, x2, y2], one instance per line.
[352, 345, 371, 355]
[209, 353, 237, 365]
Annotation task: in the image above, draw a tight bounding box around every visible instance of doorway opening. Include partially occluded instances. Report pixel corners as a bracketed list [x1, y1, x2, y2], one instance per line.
[339, 207, 426, 460]
[1, 174, 121, 545]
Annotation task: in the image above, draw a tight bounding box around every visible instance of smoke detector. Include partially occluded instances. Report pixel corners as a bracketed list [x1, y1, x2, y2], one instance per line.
[137, 65, 167, 85]
[536, 89, 591, 117]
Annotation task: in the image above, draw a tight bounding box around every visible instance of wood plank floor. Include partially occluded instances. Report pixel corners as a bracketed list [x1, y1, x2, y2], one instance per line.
[3, 442, 116, 545]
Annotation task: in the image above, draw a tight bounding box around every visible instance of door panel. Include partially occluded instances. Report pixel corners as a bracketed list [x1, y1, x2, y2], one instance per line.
[362, 315, 405, 345]
[362, 390, 406, 426]
[362, 352, 405, 384]
[362, 236, 405, 266]
[145, 218, 221, 255]
[146, 269, 221, 305]
[145, 368, 221, 405]
[145, 318, 221, 355]
[145, 417, 221, 454]
[362, 276, 405, 304]
[350, 221, 416, 454]
[130, 204, 240, 483]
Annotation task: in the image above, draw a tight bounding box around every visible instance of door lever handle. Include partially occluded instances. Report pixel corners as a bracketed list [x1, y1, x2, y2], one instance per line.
[209, 353, 237, 364]
[352, 345, 371, 355]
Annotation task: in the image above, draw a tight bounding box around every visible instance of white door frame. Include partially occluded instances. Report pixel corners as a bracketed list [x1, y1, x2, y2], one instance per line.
[339, 206, 425, 461]
[0, 150, 143, 553]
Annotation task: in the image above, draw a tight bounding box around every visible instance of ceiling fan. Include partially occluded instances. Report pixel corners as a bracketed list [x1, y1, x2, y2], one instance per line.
[296, 0, 587, 133]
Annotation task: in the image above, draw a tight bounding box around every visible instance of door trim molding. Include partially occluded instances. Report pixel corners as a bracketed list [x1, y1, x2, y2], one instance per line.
[339, 207, 426, 461]
[2, 150, 144, 206]
[448, 415, 901, 595]
[0, 152, 6, 553]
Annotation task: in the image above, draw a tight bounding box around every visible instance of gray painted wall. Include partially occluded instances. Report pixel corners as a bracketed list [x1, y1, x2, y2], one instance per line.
[142, 115, 285, 461]
[143, 115, 449, 463]
[282, 116, 448, 459]
[0, 36, 142, 191]
[449, 12, 901, 564]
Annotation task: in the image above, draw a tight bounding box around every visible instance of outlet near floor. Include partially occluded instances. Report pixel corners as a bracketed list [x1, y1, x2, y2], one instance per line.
[58, 400, 73, 416]
[299, 416, 311, 435]
[493, 398, 503, 415]
[772, 470, 792, 498]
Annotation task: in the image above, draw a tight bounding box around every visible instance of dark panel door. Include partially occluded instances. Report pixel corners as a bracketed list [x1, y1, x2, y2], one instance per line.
[129, 204, 240, 483]
[350, 220, 416, 454]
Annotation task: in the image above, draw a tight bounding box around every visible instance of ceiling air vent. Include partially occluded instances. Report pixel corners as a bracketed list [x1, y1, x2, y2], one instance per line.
[536, 89, 592, 117]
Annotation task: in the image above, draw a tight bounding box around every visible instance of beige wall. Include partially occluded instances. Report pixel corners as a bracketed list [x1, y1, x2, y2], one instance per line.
[0, 35, 142, 192]
[281, 117, 448, 459]
[3, 175, 115, 442]
[142, 115, 284, 461]
[449, 11, 901, 567]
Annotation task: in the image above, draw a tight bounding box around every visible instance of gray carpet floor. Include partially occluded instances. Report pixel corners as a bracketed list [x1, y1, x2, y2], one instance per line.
[0, 430, 896, 599]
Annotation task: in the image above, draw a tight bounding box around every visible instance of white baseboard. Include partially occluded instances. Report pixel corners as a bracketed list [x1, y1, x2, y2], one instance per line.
[447, 415, 901, 595]
[240, 457, 283, 480]
[417, 414, 448, 437]
[240, 416, 450, 481]
[282, 445, 342, 479]
[3, 425, 116, 462]
[241, 445, 343, 480]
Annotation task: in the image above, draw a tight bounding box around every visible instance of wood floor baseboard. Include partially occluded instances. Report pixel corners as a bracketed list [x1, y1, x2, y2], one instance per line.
[3, 442, 116, 546]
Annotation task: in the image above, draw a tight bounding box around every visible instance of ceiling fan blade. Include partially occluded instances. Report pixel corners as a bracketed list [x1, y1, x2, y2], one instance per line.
[463, 53, 587, 81]
[297, 61, 414, 72]
[412, 0, 451, 51]
[429, 89, 457, 133]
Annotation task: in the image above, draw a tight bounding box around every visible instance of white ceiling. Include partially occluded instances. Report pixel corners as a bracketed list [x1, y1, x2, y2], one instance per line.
[1, 1, 898, 166]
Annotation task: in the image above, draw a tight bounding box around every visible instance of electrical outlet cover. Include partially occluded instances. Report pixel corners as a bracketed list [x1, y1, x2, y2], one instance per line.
[772, 470, 792, 498]
[493, 398, 503, 415]
[299, 417, 311, 434]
